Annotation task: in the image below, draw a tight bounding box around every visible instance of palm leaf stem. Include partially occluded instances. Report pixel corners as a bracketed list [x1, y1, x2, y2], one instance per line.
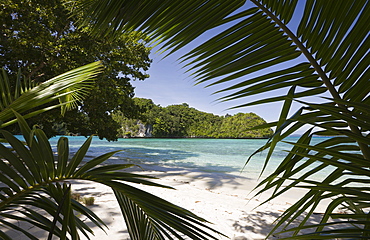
[47, 184, 71, 240]
[249, 1, 337, 98]
[0, 178, 68, 210]
[250, 0, 370, 160]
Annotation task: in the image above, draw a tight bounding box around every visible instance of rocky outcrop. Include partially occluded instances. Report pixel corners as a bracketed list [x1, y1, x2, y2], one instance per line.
[136, 123, 152, 137]
[120, 121, 152, 138]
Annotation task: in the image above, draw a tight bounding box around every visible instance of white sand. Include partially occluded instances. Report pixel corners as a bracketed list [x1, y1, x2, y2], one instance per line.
[70, 164, 328, 240]
[7, 163, 330, 240]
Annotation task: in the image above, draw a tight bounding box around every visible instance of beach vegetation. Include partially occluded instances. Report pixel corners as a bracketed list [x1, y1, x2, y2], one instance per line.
[71, 192, 82, 202]
[82, 197, 95, 206]
[78, 0, 370, 238]
[114, 98, 273, 138]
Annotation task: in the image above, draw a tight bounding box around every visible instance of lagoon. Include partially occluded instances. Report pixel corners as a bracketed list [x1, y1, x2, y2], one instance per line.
[47, 136, 331, 181]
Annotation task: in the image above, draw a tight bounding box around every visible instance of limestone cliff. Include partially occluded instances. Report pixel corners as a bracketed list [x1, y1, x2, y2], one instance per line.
[121, 120, 152, 138]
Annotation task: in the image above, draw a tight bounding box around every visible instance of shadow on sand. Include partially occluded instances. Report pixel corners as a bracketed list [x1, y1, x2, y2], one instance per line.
[232, 210, 350, 240]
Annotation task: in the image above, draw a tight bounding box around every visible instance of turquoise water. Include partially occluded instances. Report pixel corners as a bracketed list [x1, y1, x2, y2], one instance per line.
[43, 136, 331, 180]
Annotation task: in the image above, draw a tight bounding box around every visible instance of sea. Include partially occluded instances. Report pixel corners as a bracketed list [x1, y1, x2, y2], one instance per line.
[43, 136, 333, 181]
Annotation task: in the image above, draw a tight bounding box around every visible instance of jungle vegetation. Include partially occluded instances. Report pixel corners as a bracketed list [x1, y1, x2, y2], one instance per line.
[113, 98, 273, 138]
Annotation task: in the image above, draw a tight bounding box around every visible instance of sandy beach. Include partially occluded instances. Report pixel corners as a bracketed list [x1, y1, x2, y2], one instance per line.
[69, 163, 326, 240]
[7, 163, 329, 240]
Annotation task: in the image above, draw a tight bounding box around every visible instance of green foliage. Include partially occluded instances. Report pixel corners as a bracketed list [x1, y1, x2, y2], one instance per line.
[0, 41, 225, 238]
[0, 48, 222, 240]
[0, 0, 152, 141]
[112, 111, 141, 137]
[114, 98, 273, 138]
[77, 0, 370, 238]
[0, 3, 226, 236]
[0, 114, 224, 239]
[216, 113, 273, 138]
[0, 62, 102, 128]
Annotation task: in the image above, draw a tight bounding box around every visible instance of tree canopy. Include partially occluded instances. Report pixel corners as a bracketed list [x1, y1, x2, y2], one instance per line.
[113, 98, 273, 138]
[0, 0, 152, 141]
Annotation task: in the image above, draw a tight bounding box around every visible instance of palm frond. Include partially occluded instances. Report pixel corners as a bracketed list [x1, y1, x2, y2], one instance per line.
[0, 62, 102, 128]
[76, 0, 245, 53]
[76, 0, 370, 238]
[0, 113, 223, 239]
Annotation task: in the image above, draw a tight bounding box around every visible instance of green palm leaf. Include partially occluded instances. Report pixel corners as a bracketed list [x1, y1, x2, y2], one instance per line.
[0, 114, 223, 239]
[76, 0, 370, 238]
[0, 62, 102, 128]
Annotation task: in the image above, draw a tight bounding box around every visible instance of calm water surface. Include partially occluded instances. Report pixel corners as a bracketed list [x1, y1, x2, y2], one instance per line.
[43, 136, 331, 180]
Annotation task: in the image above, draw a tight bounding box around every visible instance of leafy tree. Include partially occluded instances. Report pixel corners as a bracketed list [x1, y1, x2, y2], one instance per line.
[116, 98, 272, 138]
[112, 111, 141, 137]
[217, 113, 272, 138]
[78, 0, 370, 238]
[187, 112, 223, 138]
[113, 98, 156, 137]
[0, 0, 151, 141]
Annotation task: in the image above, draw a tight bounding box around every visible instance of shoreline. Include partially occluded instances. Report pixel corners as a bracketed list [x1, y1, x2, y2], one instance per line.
[120, 136, 271, 139]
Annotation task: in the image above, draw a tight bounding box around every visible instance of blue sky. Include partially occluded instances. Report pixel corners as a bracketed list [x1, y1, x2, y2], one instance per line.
[131, 1, 309, 125]
[131, 49, 283, 123]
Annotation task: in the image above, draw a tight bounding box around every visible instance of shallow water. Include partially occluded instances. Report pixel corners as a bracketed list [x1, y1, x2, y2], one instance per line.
[38, 136, 333, 180]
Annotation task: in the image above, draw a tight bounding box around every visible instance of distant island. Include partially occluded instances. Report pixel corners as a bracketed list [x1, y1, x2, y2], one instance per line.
[113, 98, 273, 139]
